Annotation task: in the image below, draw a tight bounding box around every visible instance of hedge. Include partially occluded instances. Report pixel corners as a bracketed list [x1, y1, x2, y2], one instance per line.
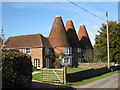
[2, 50, 32, 88]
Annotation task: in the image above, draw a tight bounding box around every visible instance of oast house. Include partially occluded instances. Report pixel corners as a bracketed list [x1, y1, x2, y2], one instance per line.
[3, 16, 93, 69]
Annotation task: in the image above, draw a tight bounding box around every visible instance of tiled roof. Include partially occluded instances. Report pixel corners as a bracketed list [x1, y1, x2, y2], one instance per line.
[78, 25, 93, 49]
[49, 16, 70, 47]
[41, 36, 51, 47]
[66, 20, 81, 48]
[78, 25, 89, 40]
[4, 34, 51, 48]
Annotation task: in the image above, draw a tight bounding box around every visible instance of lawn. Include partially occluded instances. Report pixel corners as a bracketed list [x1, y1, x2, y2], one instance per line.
[32, 68, 87, 81]
[32, 68, 119, 86]
[32, 73, 42, 81]
[67, 68, 87, 74]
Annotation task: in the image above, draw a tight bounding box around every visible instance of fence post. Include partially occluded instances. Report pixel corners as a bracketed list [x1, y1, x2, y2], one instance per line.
[63, 67, 67, 84]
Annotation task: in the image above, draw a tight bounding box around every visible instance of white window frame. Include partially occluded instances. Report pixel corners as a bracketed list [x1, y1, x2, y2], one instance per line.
[64, 47, 72, 54]
[24, 48, 30, 54]
[61, 56, 72, 65]
[77, 48, 81, 53]
[34, 58, 40, 69]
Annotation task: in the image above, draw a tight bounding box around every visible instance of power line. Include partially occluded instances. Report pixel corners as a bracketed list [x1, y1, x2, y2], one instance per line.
[55, 2, 103, 27]
[67, 0, 105, 21]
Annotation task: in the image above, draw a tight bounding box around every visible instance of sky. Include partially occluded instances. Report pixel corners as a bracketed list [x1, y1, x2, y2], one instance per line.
[2, 1, 118, 46]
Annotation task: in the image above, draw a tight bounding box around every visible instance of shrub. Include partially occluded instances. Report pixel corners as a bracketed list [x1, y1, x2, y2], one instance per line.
[2, 50, 32, 88]
[32, 66, 37, 71]
[53, 58, 61, 68]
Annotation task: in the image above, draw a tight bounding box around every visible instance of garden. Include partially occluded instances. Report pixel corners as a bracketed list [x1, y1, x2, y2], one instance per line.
[32, 66, 120, 86]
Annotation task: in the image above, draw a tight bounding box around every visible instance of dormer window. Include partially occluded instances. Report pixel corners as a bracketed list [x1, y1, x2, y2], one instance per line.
[24, 48, 30, 54]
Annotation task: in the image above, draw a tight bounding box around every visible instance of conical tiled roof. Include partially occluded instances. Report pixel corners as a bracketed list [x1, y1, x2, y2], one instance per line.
[78, 24, 89, 40]
[66, 20, 80, 48]
[49, 16, 70, 47]
[78, 25, 93, 49]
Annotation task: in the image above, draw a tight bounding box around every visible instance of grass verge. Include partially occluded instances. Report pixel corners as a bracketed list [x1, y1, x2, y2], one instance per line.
[66, 70, 120, 86]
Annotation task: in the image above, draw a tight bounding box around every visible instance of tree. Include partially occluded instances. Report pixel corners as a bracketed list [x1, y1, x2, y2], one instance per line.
[94, 21, 120, 63]
[84, 48, 93, 63]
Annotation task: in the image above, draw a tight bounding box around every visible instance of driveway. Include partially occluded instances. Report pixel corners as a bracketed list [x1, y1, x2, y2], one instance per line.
[74, 72, 119, 89]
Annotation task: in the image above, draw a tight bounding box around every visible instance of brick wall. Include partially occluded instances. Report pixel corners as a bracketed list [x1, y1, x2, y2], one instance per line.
[78, 62, 115, 69]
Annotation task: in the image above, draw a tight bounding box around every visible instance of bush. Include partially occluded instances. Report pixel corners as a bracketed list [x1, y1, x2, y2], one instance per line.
[53, 58, 61, 68]
[32, 66, 37, 71]
[2, 50, 32, 88]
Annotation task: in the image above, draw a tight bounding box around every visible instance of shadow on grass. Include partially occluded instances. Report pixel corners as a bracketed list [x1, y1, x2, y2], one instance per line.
[67, 66, 120, 82]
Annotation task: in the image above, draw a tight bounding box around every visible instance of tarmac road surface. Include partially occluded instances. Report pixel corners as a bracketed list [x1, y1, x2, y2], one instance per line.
[74, 72, 120, 89]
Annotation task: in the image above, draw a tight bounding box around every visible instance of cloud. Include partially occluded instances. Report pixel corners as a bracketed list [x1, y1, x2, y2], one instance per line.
[93, 26, 99, 29]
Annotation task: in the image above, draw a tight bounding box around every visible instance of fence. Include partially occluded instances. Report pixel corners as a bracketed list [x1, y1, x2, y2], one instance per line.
[41, 67, 66, 84]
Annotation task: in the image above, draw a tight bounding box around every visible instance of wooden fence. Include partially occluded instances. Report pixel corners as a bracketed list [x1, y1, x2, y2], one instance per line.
[41, 67, 67, 84]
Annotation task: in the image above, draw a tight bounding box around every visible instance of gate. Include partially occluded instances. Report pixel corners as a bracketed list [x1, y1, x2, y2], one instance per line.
[41, 67, 66, 84]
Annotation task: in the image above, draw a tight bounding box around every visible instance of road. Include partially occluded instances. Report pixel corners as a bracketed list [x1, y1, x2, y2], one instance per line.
[74, 72, 120, 89]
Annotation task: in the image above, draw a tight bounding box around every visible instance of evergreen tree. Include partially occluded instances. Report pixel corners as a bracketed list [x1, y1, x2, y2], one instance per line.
[94, 21, 120, 63]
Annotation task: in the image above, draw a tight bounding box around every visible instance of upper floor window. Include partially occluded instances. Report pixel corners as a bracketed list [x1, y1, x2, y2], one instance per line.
[24, 48, 30, 54]
[77, 48, 81, 53]
[64, 47, 72, 54]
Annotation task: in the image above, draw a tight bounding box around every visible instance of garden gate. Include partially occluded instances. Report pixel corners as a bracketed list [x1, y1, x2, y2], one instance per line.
[41, 67, 66, 84]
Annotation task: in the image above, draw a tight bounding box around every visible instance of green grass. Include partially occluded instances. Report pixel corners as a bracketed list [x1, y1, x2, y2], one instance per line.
[32, 68, 87, 81]
[66, 70, 120, 86]
[67, 68, 87, 74]
[32, 73, 42, 81]
[32, 68, 120, 86]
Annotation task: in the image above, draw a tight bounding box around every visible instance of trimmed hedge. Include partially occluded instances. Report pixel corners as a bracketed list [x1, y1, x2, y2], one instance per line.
[2, 50, 32, 88]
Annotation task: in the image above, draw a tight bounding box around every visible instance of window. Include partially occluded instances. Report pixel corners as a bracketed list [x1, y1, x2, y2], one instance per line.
[77, 48, 81, 53]
[64, 47, 72, 54]
[24, 48, 30, 54]
[69, 47, 72, 54]
[64, 47, 69, 54]
[34, 59, 40, 69]
[61, 56, 72, 65]
[78, 58, 82, 63]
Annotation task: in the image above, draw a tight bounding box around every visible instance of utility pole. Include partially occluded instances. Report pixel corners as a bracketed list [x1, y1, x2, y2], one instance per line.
[106, 11, 110, 69]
